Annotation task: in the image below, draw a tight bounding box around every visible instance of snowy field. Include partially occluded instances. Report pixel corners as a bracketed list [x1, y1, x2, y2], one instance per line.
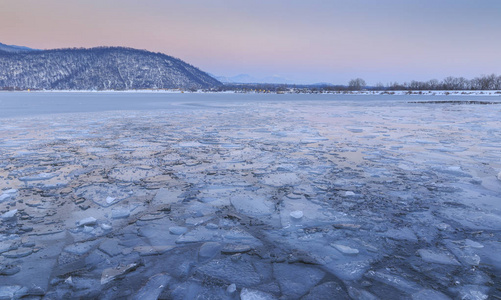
[0, 93, 500, 299]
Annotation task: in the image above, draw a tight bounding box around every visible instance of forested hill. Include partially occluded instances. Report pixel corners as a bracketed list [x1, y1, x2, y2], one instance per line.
[0, 42, 38, 53]
[0, 47, 222, 90]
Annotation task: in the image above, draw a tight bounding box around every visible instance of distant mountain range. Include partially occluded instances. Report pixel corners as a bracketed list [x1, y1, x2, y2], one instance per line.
[0, 42, 39, 53]
[214, 73, 295, 84]
[0, 45, 221, 90]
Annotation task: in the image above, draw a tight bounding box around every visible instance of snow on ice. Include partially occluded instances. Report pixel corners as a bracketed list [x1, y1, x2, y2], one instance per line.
[0, 93, 500, 298]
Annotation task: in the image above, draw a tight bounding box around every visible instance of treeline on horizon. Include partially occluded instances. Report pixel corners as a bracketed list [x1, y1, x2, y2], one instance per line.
[369, 73, 501, 91]
[214, 74, 501, 92]
[3, 72, 501, 92]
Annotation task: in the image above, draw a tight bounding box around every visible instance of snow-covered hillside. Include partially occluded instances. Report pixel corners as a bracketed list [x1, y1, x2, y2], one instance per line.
[0, 47, 222, 90]
[0, 42, 38, 53]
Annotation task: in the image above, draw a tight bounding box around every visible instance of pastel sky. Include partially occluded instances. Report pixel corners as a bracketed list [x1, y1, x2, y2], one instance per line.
[1, 0, 500, 84]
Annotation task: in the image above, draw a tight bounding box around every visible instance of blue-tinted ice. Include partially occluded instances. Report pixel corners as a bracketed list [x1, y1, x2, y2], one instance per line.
[0, 93, 500, 299]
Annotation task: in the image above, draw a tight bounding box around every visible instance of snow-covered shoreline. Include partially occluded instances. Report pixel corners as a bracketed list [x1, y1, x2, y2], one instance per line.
[2, 89, 501, 96]
[341, 90, 501, 96]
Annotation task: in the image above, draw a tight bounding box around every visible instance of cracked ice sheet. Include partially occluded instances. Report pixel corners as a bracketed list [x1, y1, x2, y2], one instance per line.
[0, 94, 501, 299]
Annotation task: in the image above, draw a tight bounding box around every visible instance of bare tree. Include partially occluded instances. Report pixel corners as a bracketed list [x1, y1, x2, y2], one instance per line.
[348, 78, 366, 90]
[427, 79, 440, 90]
[409, 80, 422, 90]
[472, 74, 497, 90]
[457, 77, 470, 90]
[494, 75, 501, 90]
[362, 74, 500, 92]
[442, 76, 459, 90]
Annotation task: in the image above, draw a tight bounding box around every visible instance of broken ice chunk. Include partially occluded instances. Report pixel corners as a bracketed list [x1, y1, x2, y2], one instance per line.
[273, 263, 325, 298]
[289, 210, 303, 220]
[75, 183, 138, 207]
[262, 173, 301, 187]
[111, 207, 130, 219]
[331, 243, 359, 255]
[99, 240, 122, 257]
[83, 226, 94, 233]
[411, 289, 451, 300]
[176, 227, 219, 244]
[19, 172, 57, 182]
[440, 208, 501, 230]
[0, 189, 17, 202]
[280, 197, 352, 228]
[2, 248, 33, 258]
[109, 166, 162, 183]
[64, 276, 73, 286]
[106, 197, 116, 204]
[231, 195, 275, 217]
[101, 263, 139, 285]
[101, 223, 112, 231]
[451, 285, 489, 300]
[197, 257, 262, 286]
[417, 249, 460, 266]
[347, 286, 379, 300]
[0, 264, 20, 276]
[222, 228, 260, 243]
[346, 127, 364, 133]
[302, 282, 348, 300]
[0, 286, 28, 299]
[383, 227, 418, 242]
[333, 223, 362, 230]
[206, 223, 219, 230]
[221, 244, 253, 254]
[240, 288, 277, 300]
[177, 141, 203, 148]
[465, 239, 484, 249]
[77, 217, 97, 227]
[198, 242, 222, 261]
[444, 240, 481, 266]
[0, 241, 14, 254]
[169, 226, 188, 235]
[133, 246, 174, 256]
[185, 216, 211, 226]
[436, 223, 451, 231]
[1, 209, 18, 219]
[132, 273, 170, 300]
[365, 270, 422, 294]
[64, 241, 99, 255]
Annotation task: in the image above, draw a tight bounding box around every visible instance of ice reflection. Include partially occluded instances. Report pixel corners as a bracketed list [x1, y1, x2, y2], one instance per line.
[0, 95, 500, 299]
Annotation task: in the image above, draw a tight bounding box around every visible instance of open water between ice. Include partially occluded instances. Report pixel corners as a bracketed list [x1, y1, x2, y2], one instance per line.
[0, 92, 500, 299]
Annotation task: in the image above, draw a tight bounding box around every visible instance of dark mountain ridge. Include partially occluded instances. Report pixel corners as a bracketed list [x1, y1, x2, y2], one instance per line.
[0, 46, 221, 90]
[0, 42, 39, 53]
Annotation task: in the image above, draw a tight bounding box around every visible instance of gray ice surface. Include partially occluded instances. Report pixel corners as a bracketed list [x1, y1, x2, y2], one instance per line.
[0, 93, 500, 299]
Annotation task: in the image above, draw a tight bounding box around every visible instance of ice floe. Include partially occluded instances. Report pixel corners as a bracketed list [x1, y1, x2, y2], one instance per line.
[1, 94, 500, 298]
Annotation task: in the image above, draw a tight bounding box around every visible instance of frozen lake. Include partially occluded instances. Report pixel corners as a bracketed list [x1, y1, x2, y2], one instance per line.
[0, 92, 500, 299]
[2, 91, 500, 119]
